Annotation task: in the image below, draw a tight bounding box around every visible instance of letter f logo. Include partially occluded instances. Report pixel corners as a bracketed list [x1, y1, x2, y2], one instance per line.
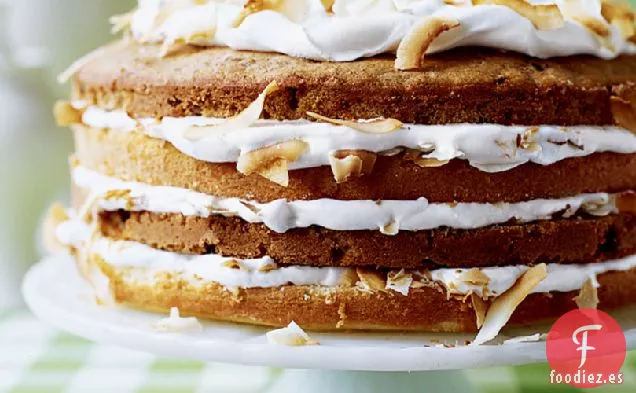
[572, 324, 603, 368]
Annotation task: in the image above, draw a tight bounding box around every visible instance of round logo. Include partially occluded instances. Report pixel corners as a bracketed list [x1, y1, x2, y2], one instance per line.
[546, 309, 626, 388]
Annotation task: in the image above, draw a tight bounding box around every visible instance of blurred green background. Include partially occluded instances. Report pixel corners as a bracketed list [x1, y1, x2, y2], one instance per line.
[0, 1, 635, 392]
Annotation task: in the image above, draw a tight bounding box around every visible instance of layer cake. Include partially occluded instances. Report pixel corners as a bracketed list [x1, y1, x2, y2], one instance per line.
[48, 0, 636, 344]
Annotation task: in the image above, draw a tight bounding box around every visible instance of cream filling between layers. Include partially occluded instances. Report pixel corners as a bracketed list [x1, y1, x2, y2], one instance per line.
[131, 0, 636, 60]
[56, 219, 636, 296]
[79, 105, 636, 173]
[73, 166, 617, 234]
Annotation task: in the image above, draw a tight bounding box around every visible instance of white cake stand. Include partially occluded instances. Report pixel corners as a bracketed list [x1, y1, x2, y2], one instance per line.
[22, 256, 636, 393]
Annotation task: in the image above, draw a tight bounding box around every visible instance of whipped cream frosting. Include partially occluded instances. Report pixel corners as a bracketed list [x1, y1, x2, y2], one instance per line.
[79, 105, 636, 173]
[56, 219, 636, 296]
[431, 258, 636, 297]
[73, 166, 617, 233]
[57, 220, 349, 288]
[130, 0, 636, 60]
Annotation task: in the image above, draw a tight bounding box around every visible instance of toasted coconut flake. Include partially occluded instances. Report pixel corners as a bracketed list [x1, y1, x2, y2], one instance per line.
[410, 280, 429, 289]
[159, 29, 216, 58]
[574, 278, 599, 309]
[601, 1, 636, 39]
[380, 219, 399, 235]
[414, 158, 450, 167]
[395, 16, 460, 70]
[306, 112, 403, 134]
[221, 259, 247, 271]
[561, 0, 611, 37]
[516, 126, 541, 152]
[576, 17, 612, 37]
[266, 321, 319, 346]
[472, 264, 548, 346]
[404, 148, 449, 168]
[579, 198, 612, 217]
[339, 269, 359, 286]
[43, 203, 70, 253]
[460, 269, 491, 286]
[239, 200, 261, 214]
[260, 159, 289, 186]
[616, 191, 636, 214]
[328, 154, 361, 183]
[473, 0, 564, 30]
[378, 147, 405, 157]
[103, 189, 132, 200]
[258, 260, 278, 272]
[233, 0, 284, 28]
[185, 81, 279, 140]
[149, 307, 203, 333]
[237, 140, 308, 186]
[386, 269, 413, 296]
[471, 293, 488, 329]
[150, 0, 217, 56]
[417, 143, 436, 154]
[503, 333, 547, 344]
[207, 205, 236, 216]
[328, 150, 377, 183]
[53, 101, 84, 127]
[233, 0, 263, 27]
[103, 189, 136, 210]
[321, 0, 336, 12]
[460, 292, 473, 303]
[356, 269, 386, 291]
[610, 96, 636, 134]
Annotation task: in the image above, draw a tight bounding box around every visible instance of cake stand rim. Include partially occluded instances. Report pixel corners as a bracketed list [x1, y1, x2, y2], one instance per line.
[22, 254, 636, 372]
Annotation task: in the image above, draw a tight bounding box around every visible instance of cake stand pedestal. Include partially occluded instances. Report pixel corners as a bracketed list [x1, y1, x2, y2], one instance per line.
[23, 255, 636, 393]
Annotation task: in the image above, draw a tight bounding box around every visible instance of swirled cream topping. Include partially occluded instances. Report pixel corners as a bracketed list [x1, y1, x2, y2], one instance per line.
[126, 0, 636, 60]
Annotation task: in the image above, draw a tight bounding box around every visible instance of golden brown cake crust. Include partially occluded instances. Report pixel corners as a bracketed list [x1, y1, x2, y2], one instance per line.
[72, 42, 636, 126]
[73, 126, 636, 203]
[96, 210, 636, 269]
[94, 254, 636, 332]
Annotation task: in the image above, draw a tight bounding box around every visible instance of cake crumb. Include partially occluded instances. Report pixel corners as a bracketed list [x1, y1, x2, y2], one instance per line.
[504, 332, 548, 344]
[266, 321, 319, 346]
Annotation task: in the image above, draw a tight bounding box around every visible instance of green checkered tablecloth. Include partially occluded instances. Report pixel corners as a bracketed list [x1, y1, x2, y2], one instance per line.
[1, 310, 635, 393]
